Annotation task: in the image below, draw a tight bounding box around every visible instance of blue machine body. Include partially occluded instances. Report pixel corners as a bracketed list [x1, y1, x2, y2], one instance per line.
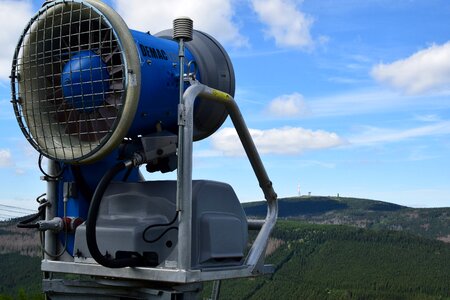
[128, 30, 198, 136]
[61, 30, 198, 137]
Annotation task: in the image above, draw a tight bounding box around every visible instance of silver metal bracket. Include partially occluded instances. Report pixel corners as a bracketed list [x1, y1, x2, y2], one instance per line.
[178, 103, 186, 126]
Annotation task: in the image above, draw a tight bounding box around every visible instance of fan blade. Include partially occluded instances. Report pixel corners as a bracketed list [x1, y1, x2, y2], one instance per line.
[55, 102, 70, 122]
[47, 87, 63, 100]
[109, 65, 122, 75]
[110, 81, 124, 90]
[53, 51, 70, 63]
[78, 113, 97, 142]
[62, 37, 70, 50]
[65, 109, 80, 135]
[100, 29, 111, 49]
[105, 94, 121, 106]
[103, 45, 119, 63]
[89, 112, 110, 140]
[98, 106, 117, 127]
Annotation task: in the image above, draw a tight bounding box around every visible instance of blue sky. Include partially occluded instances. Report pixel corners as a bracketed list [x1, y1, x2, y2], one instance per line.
[1, 0, 450, 218]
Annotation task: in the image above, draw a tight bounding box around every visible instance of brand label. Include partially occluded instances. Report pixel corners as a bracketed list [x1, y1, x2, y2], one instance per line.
[139, 44, 168, 60]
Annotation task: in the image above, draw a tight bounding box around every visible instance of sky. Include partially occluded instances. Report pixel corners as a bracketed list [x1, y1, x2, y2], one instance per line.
[1, 0, 450, 219]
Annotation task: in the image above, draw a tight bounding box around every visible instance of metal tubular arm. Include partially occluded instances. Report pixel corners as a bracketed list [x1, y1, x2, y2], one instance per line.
[177, 81, 278, 273]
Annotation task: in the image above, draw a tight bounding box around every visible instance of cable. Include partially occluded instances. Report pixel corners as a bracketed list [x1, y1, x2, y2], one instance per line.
[85, 160, 143, 268]
[16, 193, 68, 258]
[17, 197, 47, 228]
[0, 208, 34, 215]
[143, 211, 179, 243]
[0, 204, 36, 213]
[40, 231, 68, 258]
[38, 154, 64, 179]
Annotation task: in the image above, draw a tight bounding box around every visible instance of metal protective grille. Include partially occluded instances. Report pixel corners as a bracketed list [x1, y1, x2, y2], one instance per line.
[11, 1, 125, 162]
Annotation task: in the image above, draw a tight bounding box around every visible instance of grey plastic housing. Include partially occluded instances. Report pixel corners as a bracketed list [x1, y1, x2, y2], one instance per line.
[74, 180, 248, 269]
[156, 29, 236, 141]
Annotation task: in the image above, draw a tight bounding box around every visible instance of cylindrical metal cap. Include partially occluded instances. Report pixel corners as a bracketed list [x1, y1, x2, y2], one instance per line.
[173, 17, 193, 41]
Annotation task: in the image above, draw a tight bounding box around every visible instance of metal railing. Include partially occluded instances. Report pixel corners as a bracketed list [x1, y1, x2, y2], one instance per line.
[177, 80, 278, 274]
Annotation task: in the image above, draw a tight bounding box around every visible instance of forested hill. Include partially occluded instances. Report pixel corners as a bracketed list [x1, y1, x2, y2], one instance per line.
[203, 221, 450, 299]
[1, 220, 450, 299]
[1, 197, 449, 299]
[243, 196, 450, 241]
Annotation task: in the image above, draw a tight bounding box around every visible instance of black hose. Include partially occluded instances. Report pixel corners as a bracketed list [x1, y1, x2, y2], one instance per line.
[38, 154, 64, 179]
[17, 205, 45, 229]
[143, 211, 179, 243]
[85, 161, 142, 268]
[17, 223, 40, 229]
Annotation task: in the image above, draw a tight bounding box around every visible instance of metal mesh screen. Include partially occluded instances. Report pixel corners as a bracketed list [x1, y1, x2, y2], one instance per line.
[11, 1, 126, 162]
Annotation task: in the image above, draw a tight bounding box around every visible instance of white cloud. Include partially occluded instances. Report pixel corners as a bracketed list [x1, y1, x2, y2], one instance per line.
[308, 89, 402, 117]
[212, 127, 345, 156]
[113, 0, 247, 47]
[250, 0, 314, 49]
[0, 149, 13, 167]
[349, 121, 450, 146]
[371, 41, 450, 94]
[267, 93, 309, 117]
[0, 0, 33, 81]
[414, 114, 441, 123]
[304, 88, 450, 118]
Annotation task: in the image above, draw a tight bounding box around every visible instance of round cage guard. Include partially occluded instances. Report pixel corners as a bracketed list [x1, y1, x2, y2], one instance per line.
[11, 0, 140, 163]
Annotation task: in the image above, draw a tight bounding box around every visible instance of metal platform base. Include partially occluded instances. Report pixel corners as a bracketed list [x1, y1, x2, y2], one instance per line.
[43, 279, 202, 300]
[41, 260, 274, 283]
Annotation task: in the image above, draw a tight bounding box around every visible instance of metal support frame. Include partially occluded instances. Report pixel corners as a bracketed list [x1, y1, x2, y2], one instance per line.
[41, 81, 278, 283]
[176, 80, 278, 274]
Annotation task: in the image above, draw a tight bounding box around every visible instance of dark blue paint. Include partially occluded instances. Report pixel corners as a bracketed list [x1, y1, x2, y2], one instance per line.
[127, 30, 200, 136]
[62, 50, 110, 112]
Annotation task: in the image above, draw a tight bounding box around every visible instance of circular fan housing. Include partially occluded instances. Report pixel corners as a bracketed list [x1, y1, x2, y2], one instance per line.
[11, 0, 140, 164]
[11, 0, 235, 164]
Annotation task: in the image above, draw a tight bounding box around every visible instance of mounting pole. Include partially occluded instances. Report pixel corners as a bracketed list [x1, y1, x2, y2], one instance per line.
[174, 17, 194, 271]
[44, 159, 58, 260]
[211, 280, 222, 300]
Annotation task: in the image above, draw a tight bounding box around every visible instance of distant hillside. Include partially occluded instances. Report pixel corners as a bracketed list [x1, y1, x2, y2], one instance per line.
[244, 196, 450, 241]
[0, 219, 42, 299]
[0, 218, 40, 257]
[1, 198, 449, 299]
[203, 221, 450, 299]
